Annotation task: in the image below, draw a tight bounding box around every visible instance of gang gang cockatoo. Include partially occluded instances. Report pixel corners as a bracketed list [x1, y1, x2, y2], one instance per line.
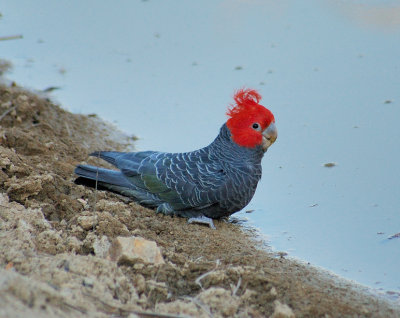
[75, 89, 277, 229]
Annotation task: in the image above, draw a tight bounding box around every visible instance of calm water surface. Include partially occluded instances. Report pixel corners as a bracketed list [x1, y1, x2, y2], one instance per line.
[1, 0, 399, 296]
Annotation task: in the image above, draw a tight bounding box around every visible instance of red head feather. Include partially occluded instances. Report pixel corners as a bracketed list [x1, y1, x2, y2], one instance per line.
[226, 88, 275, 148]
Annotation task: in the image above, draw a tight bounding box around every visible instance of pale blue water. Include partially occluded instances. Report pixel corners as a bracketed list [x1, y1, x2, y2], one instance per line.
[1, 0, 399, 296]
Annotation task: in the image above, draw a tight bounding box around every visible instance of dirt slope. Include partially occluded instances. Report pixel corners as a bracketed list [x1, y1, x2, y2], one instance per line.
[0, 82, 399, 317]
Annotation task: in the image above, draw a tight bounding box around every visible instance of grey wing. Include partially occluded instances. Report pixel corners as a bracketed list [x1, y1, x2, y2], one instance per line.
[150, 151, 227, 211]
[93, 150, 227, 212]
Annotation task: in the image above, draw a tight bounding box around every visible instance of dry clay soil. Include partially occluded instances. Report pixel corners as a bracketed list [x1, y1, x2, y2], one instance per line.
[0, 82, 399, 318]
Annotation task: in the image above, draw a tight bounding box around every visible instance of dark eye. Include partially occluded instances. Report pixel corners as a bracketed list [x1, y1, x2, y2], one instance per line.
[252, 123, 260, 130]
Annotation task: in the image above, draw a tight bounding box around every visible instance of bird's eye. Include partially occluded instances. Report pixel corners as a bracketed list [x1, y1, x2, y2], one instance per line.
[252, 123, 260, 130]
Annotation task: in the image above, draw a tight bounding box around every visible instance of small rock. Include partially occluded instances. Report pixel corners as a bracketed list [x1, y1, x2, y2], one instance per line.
[1, 101, 12, 108]
[134, 274, 146, 294]
[5, 262, 14, 271]
[0, 156, 11, 166]
[82, 277, 95, 288]
[271, 300, 295, 318]
[77, 215, 98, 230]
[77, 198, 89, 209]
[36, 229, 63, 254]
[65, 236, 82, 252]
[198, 287, 238, 316]
[108, 236, 165, 265]
[93, 235, 111, 257]
[133, 263, 145, 270]
[18, 95, 28, 102]
[270, 286, 278, 297]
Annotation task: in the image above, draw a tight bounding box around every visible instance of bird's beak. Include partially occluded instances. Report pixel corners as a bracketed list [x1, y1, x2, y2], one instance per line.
[262, 122, 277, 152]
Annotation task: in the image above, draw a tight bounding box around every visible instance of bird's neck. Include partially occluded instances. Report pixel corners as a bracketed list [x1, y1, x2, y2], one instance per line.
[206, 124, 264, 163]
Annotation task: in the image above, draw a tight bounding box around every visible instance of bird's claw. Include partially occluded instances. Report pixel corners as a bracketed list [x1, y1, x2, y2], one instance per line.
[156, 203, 175, 216]
[187, 216, 216, 230]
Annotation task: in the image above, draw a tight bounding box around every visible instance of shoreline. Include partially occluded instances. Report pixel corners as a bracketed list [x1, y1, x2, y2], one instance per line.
[246, 223, 399, 303]
[0, 81, 399, 317]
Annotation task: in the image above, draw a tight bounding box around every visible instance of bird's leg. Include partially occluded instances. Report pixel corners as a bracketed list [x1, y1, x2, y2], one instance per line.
[157, 204, 216, 229]
[156, 203, 175, 216]
[187, 215, 216, 230]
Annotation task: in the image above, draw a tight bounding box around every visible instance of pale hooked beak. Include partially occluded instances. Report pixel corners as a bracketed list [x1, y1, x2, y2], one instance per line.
[262, 122, 277, 152]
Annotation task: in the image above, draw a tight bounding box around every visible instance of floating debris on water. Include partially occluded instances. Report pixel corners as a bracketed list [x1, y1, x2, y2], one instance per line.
[387, 232, 400, 240]
[0, 34, 23, 41]
[42, 86, 61, 93]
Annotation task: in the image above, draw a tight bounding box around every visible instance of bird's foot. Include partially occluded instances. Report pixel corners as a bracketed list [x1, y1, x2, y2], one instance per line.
[156, 203, 175, 216]
[187, 215, 216, 230]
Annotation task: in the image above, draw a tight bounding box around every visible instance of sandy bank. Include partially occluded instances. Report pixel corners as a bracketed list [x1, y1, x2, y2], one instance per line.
[0, 81, 399, 317]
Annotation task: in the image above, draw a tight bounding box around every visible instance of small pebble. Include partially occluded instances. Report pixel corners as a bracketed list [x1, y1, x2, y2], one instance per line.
[83, 277, 94, 288]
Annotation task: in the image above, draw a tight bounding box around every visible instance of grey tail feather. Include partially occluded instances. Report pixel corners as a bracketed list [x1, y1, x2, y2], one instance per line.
[74, 164, 161, 208]
[74, 164, 131, 188]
